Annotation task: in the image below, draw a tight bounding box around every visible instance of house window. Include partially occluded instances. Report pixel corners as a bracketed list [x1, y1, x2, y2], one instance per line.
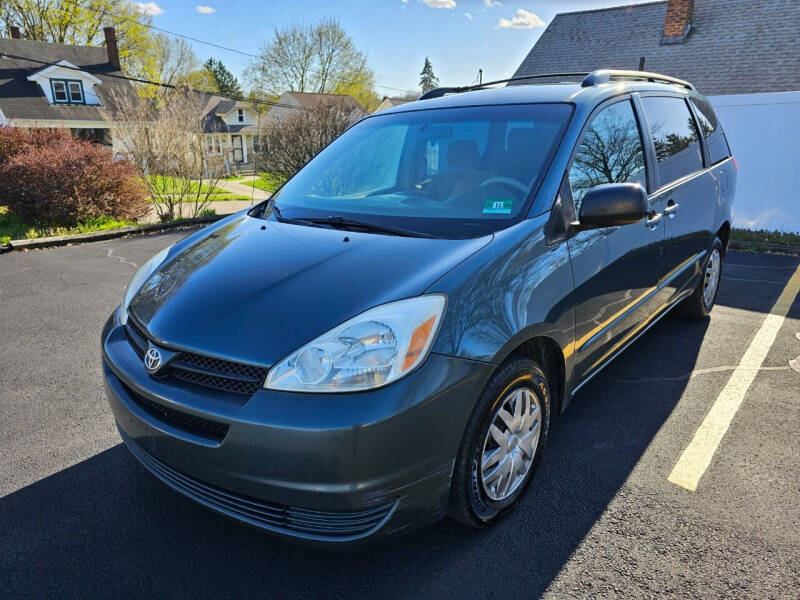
[68, 81, 83, 103]
[237, 109, 244, 123]
[50, 79, 84, 104]
[213, 137, 221, 153]
[206, 135, 214, 153]
[51, 81, 68, 103]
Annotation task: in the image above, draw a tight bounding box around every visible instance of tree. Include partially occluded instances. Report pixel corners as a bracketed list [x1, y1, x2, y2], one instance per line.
[255, 98, 356, 180]
[147, 34, 199, 96]
[419, 57, 438, 93]
[332, 67, 379, 112]
[246, 19, 375, 99]
[109, 88, 227, 221]
[204, 58, 243, 97]
[0, 0, 159, 81]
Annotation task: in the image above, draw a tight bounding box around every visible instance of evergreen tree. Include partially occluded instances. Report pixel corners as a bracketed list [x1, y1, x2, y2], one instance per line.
[204, 58, 243, 97]
[419, 57, 438, 94]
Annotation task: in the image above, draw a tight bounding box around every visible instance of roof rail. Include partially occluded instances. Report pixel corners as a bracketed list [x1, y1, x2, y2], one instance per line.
[418, 72, 589, 100]
[581, 69, 695, 90]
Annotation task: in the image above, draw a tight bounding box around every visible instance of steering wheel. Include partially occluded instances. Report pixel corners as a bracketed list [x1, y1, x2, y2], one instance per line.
[479, 176, 529, 197]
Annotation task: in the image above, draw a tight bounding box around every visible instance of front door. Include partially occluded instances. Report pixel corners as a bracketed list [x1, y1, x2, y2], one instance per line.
[638, 95, 718, 301]
[231, 135, 244, 163]
[566, 97, 665, 387]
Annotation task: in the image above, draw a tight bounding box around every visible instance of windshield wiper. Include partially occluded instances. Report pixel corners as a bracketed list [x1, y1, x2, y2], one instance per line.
[296, 215, 436, 238]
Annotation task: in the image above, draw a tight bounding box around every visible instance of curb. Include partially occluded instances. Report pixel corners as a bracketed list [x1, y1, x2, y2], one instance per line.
[0, 215, 223, 254]
[729, 239, 800, 256]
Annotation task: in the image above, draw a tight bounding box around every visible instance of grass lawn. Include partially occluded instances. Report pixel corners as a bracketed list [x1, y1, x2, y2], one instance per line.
[0, 206, 135, 244]
[205, 194, 253, 202]
[245, 173, 286, 193]
[147, 175, 227, 195]
[222, 175, 244, 181]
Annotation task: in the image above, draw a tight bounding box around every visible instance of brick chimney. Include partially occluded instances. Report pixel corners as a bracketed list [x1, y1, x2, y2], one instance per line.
[10, 26, 22, 39]
[662, 0, 694, 43]
[103, 27, 120, 70]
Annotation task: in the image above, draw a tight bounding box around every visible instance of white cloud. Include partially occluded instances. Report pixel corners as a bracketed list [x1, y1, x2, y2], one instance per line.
[422, 0, 456, 8]
[483, 0, 502, 6]
[464, 11, 473, 20]
[497, 8, 545, 29]
[401, 0, 408, 3]
[135, 2, 164, 16]
[195, 5, 215, 14]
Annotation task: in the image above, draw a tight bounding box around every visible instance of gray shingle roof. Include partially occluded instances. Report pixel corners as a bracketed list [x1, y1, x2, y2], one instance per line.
[0, 38, 136, 121]
[200, 94, 266, 134]
[512, 0, 800, 96]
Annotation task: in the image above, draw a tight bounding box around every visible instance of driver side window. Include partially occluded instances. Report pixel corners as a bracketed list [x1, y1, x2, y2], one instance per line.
[569, 100, 647, 213]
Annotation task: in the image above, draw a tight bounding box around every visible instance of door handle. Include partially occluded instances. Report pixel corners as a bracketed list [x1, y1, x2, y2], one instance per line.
[645, 212, 662, 228]
[664, 200, 680, 216]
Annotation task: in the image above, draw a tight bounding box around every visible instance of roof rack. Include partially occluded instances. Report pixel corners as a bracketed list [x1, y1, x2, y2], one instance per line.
[418, 73, 589, 100]
[418, 69, 694, 101]
[581, 69, 695, 90]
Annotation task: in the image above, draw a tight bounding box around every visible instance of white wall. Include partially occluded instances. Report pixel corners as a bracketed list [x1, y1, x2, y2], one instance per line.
[710, 91, 800, 234]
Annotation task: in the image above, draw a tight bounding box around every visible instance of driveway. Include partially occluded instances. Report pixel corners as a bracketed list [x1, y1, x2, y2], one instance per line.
[1, 232, 798, 598]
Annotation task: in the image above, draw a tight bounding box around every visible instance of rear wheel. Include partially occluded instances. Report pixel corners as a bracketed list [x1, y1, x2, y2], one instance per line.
[449, 356, 551, 527]
[680, 236, 724, 319]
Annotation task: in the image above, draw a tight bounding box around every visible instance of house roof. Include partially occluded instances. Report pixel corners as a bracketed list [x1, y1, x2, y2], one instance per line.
[200, 94, 265, 134]
[511, 0, 800, 96]
[283, 91, 364, 112]
[0, 38, 135, 121]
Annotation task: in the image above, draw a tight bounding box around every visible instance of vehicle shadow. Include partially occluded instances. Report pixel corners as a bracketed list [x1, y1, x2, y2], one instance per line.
[0, 312, 711, 599]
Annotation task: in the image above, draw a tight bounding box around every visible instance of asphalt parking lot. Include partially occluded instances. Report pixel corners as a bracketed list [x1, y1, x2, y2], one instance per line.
[1, 229, 798, 599]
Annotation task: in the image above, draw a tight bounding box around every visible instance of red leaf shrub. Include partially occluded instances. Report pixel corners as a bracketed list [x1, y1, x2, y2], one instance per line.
[0, 127, 150, 226]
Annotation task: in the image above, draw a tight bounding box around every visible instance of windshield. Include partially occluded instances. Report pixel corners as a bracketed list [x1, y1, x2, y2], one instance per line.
[265, 103, 572, 238]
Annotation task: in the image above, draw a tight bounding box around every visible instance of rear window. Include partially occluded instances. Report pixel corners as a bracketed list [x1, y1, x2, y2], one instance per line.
[641, 96, 703, 185]
[690, 96, 731, 165]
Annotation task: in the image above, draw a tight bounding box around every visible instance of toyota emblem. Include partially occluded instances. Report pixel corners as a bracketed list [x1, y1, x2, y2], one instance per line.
[144, 346, 162, 372]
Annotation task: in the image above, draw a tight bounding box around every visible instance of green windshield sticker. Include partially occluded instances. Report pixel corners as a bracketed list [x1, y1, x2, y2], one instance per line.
[483, 198, 513, 214]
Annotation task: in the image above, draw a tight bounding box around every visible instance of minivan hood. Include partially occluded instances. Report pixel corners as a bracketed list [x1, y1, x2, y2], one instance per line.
[129, 214, 490, 366]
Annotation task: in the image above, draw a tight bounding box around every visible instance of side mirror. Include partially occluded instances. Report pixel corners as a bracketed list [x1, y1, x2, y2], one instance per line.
[577, 183, 647, 229]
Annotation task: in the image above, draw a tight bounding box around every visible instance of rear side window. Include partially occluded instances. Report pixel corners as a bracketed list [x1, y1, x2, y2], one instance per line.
[641, 96, 703, 185]
[690, 96, 731, 165]
[568, 100, 647, 212]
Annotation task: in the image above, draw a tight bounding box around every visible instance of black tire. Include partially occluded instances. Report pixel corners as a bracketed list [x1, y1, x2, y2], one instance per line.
[680, 236, 724, 319]
[449, 356, 551, 528]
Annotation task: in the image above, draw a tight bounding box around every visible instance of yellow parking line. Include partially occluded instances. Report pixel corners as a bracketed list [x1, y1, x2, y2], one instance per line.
[668, 263, 800, 491]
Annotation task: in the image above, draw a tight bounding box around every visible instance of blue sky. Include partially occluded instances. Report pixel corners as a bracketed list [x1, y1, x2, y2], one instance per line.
[136, 0, 653, 95]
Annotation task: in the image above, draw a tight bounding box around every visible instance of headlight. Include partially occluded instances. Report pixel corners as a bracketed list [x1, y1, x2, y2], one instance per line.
[119, 244, 173, 325]
[265, 295, 446, 393]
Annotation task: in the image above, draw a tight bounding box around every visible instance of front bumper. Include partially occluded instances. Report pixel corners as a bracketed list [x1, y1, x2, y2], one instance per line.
[101, 312, 494, 546]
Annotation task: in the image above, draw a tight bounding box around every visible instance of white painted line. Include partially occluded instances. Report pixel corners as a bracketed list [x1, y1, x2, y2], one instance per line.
[668, 264, 800, 491]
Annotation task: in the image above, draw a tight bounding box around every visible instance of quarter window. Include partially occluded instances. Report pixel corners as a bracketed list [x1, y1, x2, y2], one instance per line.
[237, 109, 244, 123]
[568, 100, 647, 212]
[641, 96, 703, 185]
[690, 96, 731, 165]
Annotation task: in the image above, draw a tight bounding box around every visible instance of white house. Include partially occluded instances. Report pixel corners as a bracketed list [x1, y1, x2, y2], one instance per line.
[0, 27, 137, 151]
[200, 96, 266, 173]
[511, 0, 800, 233]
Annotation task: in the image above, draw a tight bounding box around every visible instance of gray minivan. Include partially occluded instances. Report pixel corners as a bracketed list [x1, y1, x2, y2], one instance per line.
[101, 70, 736, 546]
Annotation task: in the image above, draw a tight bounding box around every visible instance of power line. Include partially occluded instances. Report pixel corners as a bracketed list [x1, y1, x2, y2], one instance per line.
[0, 51, 306, 110]
[58, 0, 415, 94]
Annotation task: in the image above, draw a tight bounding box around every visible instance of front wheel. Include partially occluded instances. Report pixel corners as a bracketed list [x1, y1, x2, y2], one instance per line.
[680, 236, 724, 319]
[449, 356, 551, 527]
